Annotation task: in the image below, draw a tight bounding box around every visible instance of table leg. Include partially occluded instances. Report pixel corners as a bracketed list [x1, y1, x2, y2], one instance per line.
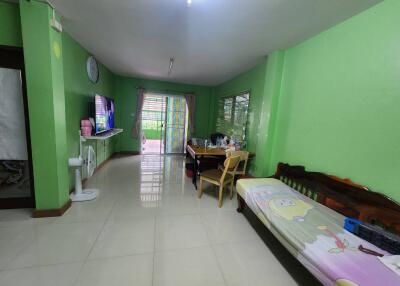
[192, 155, 198, 189]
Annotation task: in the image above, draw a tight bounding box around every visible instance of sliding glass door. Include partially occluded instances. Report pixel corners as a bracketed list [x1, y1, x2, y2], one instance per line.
[141, 93, 188, 155]
[165, 96, 188, 154]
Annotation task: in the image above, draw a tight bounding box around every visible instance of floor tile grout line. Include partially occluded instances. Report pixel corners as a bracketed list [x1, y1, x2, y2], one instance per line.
[195, 211, 229, 286]
[196, 212, 213, 244]
[151, 215, 157, 286]
[153, 244, 218, 255]
[84, 201, 115, 260]
[197, 203, 259, 286]
[2, 259, 86, 272]
[1, 154, 239, 285]
[2, 243, 238, 273]
[3, 223, 44, 271]
[71, 199, 117, 286]
[2, 221, 115, 271]
[154, 239, 213, 254]
[210, 243, 230, 286]
[85, 250, 155, 262]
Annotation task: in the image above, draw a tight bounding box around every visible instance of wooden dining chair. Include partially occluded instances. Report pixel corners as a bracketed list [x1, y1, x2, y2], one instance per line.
[198, 155, 241, 207]
[224, 150, 250, 176]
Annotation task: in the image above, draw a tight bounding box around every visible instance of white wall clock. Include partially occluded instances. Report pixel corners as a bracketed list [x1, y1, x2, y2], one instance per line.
[86, 56, 99, 83]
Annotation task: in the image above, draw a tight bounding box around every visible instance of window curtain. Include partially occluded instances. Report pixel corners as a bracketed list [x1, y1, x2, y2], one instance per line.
[184, 93, 195, 135]
[131, 88, 146, 138]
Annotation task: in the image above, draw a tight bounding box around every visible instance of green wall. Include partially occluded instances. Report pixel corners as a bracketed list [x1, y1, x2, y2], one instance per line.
[212, 0, 399, 202]
[62, 32, 117, 189]
[115, 76, 213, 152]
[211, 53, 285, 176]
[6, 0, 119, 208]
[269, 0, 400, 202]
[213, 61, 267, 152]
[6, 0, 399, 208]
[212, 60, 268, 174]
[0, 1, 22, 47]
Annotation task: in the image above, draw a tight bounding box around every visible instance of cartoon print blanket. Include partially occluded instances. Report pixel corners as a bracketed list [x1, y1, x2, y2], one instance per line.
[237, 178, 400, 286]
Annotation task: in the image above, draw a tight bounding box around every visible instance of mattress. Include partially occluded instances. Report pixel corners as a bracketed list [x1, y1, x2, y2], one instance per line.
[237, 178, 400, 286]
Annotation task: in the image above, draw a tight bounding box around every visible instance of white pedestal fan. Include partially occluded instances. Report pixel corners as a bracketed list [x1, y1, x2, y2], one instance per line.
[68, 131, 98, 202]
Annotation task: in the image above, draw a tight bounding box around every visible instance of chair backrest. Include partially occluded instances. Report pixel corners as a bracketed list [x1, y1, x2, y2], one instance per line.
[226, 150, 249, 174]
[220, 155, 241, 183]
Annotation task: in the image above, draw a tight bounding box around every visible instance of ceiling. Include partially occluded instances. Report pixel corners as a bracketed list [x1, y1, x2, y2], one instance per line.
[50, 0, 381, 86]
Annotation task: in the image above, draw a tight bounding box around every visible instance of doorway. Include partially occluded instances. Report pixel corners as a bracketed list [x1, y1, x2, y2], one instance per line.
[0, 46, 34, 209]
[141, 94, 166, 154]
[141, 93, 188, 155]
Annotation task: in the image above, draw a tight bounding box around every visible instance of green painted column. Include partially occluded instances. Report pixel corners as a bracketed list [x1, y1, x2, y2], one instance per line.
[20, 0, 69, 210]
[253, 50, 285, 177]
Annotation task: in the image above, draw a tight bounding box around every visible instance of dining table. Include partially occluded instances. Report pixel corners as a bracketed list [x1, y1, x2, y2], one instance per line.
[186, 145, 230, 189]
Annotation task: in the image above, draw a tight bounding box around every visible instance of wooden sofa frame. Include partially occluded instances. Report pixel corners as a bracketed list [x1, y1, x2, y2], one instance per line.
[237, 162, 400, 234]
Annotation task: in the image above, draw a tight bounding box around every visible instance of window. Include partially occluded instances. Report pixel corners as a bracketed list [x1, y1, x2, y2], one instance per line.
[215, 92, 250, 144]
[223, 97, 233, 121]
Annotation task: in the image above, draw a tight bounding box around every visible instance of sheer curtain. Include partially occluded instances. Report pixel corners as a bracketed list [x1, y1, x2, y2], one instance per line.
[184, 93, 195, 136]
[0, 68, 28, 160]
[131, 88, 146, 138]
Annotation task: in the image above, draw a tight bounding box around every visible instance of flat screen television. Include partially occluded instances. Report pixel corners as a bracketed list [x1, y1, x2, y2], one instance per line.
[94, 94, 115, 134]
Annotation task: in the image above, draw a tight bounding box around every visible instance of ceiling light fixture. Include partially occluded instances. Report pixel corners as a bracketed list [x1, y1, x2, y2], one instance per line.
[187, 0, 192, 7]
[168, 58, 174, 76]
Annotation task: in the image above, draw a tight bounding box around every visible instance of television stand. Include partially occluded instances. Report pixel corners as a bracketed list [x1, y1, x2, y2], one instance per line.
[83, 128, 123, 140]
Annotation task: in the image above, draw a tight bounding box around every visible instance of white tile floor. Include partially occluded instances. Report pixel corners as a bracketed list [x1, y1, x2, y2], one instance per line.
[0, 155, 297, 286]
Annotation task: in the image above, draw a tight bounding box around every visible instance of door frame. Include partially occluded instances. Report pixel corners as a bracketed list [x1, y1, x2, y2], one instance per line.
[140, 93, 188, 155]
[0, 45, 35, 209]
